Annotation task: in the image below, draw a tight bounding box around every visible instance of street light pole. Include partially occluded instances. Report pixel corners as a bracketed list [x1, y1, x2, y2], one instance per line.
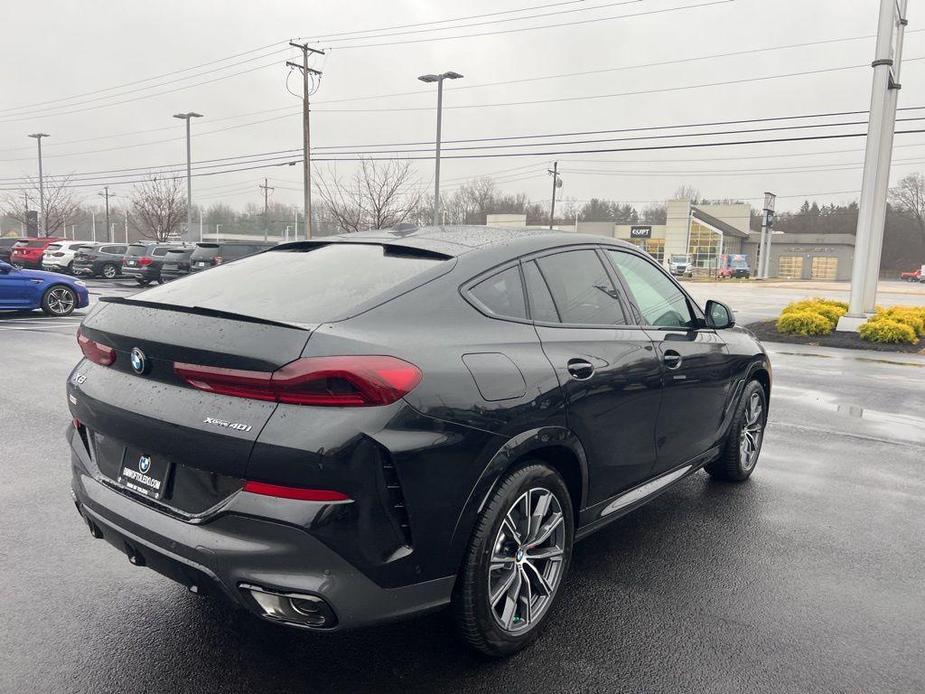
[98, 186, 115, 243]
[28, 133, 49, 233]
[548, 162, 562, 230]
[173, 112, 203, 241]
[840, 0, 904, 328]
[418, 71, 464, 226]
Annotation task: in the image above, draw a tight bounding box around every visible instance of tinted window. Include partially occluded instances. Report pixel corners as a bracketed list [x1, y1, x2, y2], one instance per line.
[140, 244, 447, 324]
[152, 247, 170, 257]
[523, 260, 559, 323]
[46, 244, 62, 251]
[605, 250, 694, 328]
[126, 245, 147, 257]
[469, 266, 526, 320]
[535, 250, 626, 326]
[191, 245, 219, 261]
[25, 240, 46, 248]
[102, 245, 126, 254]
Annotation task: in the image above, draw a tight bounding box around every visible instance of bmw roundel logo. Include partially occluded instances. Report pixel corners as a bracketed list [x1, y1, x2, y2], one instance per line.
[130, 347, 147, 375]
[138, 455, 151, 474]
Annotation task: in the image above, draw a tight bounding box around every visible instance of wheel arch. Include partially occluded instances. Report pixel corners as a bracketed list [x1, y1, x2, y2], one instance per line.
[446, 426, 588, 574]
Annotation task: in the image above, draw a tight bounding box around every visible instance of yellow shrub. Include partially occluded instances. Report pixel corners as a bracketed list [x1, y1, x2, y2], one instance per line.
[871, 307, 925, 337]
[776, 310, 833, 336]
[859, 318, 917, 344]
[781, 299, 847, 329]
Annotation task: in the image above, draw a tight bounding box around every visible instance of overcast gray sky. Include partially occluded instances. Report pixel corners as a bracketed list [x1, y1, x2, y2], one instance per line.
[1, 0, 921, 214]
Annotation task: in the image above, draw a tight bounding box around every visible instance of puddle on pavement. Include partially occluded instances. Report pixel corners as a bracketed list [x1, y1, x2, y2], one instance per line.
[774, 351, 925, 368]
[772, 384, 925, 445]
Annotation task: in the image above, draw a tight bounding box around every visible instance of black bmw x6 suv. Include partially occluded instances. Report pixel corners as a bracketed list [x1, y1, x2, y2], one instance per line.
[67, 226, 770, 656]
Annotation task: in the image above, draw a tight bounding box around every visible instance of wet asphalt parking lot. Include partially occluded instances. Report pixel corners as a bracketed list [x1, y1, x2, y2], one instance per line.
[1, 279, 924, 693]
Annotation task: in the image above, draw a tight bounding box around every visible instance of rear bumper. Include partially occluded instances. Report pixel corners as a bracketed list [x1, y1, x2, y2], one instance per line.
[68, 433, 454, 631]
[122, 267, 159, 280]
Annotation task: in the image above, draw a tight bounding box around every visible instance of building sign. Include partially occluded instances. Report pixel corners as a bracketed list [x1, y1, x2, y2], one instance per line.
[630, 225, 652, 239]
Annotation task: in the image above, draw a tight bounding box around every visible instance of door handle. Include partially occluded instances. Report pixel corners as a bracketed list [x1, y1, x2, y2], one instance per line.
[663, 350, 682, 370]
[567, 358, 595, 380]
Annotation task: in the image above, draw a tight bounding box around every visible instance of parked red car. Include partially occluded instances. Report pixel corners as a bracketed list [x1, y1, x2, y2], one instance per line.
[10, 237, 64, 269]
[900, 268, 922, 282]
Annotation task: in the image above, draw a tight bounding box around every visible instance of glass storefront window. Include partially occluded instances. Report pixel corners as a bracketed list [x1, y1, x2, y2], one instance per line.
[627, 238, 665, 263]
[687, 221, 721, 271]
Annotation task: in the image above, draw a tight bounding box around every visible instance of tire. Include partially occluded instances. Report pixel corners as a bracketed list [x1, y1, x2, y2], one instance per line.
[453, 462, 573, 657]
[706, 379, 767, 482]
[101, 263, 118, 279]
[135, 278, 150, 286]
[41, 285, 77, 317]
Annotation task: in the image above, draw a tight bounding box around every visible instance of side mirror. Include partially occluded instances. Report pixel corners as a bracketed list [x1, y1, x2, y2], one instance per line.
[705, 300, 735, 329]
[0, 261, 13, 274]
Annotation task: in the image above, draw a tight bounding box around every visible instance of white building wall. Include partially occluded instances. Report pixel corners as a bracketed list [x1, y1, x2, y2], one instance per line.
[665, 199, 692, 263]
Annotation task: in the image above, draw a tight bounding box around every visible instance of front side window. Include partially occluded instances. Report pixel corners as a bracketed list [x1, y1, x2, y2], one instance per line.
[605, 250, 694, 328]
[469, 266, 526, 320]
[535, 250, 626, 326]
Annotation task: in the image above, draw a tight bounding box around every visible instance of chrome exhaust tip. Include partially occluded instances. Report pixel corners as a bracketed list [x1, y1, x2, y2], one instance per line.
[239, 583, 338, 629]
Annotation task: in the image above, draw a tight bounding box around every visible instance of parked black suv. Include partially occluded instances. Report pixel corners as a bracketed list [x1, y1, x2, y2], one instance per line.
[189, 241, 274, 272]
[160, 247, 195, 282]
[0, 237, 26, 264]
[67, 227, 770, 656]
[72, 243, 128, 279]
[121, 242, 186, 285]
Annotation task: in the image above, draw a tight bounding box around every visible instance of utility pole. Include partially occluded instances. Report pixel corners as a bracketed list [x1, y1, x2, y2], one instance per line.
[259, 178, 274, 242]
[548, 162, 562, 229]
[287, 42, 324, 240]
[173, 112, 203, 241]
[28, 133, 49, 233]
[199, 210, 203, 242]
[124, 210, 129, 243]
[98, 186, 115, 243]
[418, 71, 464, 226]
[91, 211, 96, 242]
[758, 192, 776, 278]
[21, 192, 29, 234]
[839, 0, 908, 330]
[294, 209, 299, 241]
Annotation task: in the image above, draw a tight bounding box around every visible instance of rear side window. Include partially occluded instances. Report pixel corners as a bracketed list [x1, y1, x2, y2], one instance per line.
[534, 250, 626, 326]
[523, 261, 559, 323]
[605, 250, 694, 328]
[102, 245, 126, 254]
[468, 266, 526, 320]
[140, 243, 448, 324]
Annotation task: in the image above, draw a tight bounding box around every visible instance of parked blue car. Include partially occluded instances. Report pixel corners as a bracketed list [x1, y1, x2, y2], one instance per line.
[0, 260, 90, 316]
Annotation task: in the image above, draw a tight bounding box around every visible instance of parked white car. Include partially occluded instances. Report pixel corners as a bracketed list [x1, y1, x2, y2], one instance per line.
[668, 254, 691, 276]
[41, 241, 93, 274]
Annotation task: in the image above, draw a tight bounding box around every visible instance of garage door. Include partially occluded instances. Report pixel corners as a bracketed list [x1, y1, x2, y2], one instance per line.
[811, 256, 838, 280]
[778, 256, 804, 279]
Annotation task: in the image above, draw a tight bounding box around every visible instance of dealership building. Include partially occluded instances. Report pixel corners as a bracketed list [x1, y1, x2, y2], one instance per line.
[488, 198, 856, 280]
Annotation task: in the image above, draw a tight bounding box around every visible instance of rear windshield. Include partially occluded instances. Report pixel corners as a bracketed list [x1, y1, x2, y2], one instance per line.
[191, 245, 219, 260]
[23, 240, 46, 248]
[140, 243, 448, 324]
[47, 244, 62, 251]
[126, 245, 149, 257]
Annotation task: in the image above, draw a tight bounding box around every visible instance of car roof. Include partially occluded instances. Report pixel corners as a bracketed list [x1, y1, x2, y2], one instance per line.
[277, 225, 634, 258]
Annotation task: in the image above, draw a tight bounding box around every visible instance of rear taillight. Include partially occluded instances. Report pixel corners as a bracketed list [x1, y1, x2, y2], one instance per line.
[242, 481, 351, 502]
[174, 356, 422, 406]
[77, 329, 116, 366]
[212, 256, 223, 265]
[138, 257, 153, 266]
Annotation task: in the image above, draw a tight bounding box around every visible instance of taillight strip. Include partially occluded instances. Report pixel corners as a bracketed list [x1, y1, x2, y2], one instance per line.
[242, 481, 351, 502]
[77, 329, 116, 366]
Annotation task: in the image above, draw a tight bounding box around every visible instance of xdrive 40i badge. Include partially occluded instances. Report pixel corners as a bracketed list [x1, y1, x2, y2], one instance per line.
[203, 416, 252, 432]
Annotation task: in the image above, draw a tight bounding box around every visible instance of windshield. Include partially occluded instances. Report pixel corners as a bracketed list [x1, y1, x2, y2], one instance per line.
[730, 258, 749, 269]
[670, 255, 688, 263]
[140, 243, 448, 324]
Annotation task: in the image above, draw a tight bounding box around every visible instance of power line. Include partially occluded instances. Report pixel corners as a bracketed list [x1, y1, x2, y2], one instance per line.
[3, 127, 925, 192]
[324, 0, 734, 51]
[6, 104, 924, 180]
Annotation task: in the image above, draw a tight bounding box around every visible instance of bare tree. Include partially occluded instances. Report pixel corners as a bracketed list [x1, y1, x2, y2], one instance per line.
[673, 184, 702, 203]
[130, 176, 187, 242]
[1, 174, 82, 236]
[889, 172, 925, 235]
[314, 159, 422, 232]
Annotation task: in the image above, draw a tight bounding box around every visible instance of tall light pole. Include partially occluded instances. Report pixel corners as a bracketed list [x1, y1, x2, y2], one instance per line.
[98, 186, 115, 243]
[287, 43, 324, 240]
[759, 191, 776, 278]
[28, 133, 49, 233]
[173, 112, 203, 240]
[418, 71, 463, 226]
[839, 0, 908, 330]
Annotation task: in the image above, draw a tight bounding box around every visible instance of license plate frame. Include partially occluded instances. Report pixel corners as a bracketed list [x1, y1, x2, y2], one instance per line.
[117, 449, 172, 501]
